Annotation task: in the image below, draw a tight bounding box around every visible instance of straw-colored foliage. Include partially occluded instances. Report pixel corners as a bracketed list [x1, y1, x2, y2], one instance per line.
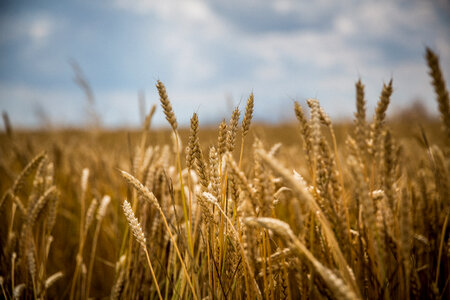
[0, 48, 448, 299]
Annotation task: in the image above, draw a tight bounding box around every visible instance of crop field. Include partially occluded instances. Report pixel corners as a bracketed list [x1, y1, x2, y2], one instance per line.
[0, 48, 448, 299]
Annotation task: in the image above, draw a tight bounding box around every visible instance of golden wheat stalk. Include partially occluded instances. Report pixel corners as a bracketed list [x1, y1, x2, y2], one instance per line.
[245, 217, 360, 300]
[120, 170, 198, 300]
[122, 199, 162, 300]
[256, 148, 362, 298]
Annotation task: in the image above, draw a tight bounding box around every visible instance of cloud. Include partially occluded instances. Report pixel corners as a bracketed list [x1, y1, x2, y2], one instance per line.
[112, 0, 449, 122]
[0, 0, 449, 128]
[0, 13, 57, 49]
[113, 0, 226, 30]
[28, 16, 53, 44]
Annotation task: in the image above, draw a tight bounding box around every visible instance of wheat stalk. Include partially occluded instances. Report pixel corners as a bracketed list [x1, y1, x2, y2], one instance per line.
[86, 195, 110, 298]
[256, 148, 362, 298]
[244, 217, 360, 300]
[120, 170, 198, 300]
[122, 199, 162, 300]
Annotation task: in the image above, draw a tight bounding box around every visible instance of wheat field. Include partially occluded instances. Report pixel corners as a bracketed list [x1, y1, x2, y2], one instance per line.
[0, 48, 448, 299]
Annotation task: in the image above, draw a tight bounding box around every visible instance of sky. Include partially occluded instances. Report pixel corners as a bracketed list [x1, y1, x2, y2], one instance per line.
[0, 0, 449, 128]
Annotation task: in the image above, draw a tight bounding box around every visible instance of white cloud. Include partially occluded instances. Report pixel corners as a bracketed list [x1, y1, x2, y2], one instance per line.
[114, 0, 230, 85]
[334, 16, 356, 36]
[0, 13, 57, 49]
[159, 30, 217, 82]
[28, 17, 54, 44]
[272, 0, 293, 14]
[114, 0, 225, 29]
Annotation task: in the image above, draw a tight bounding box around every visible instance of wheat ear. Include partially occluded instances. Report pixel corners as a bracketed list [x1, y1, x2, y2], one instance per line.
[245, 217, 360, 300]
[354, 79, 367, 153]
[203, 192, 262, 299]
[156, 80, 178, 131]
[227, 107, 240, 153]
[294, 101, 313, 169]
[256, 149, 362, 298]
[217, 119, 227, 157]
[370, 80, 393, 156]
[239, 92, 254, 168]
[425, 47, 450, 142]
[122, 199, 162, 300]
[120, 170, 198, 300]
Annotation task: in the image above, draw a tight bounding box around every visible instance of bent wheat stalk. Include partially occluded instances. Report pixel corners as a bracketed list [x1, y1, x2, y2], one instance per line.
[120, 170, 198, 300]
[122, 199, 162, 300]
[255, 149, 362, 299]
[244, 217, 360, 300]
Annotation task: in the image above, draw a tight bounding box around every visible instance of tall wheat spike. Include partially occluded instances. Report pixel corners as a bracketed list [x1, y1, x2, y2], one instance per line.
[426, 47, 450, 142]
[156, 80, 178, 131]
[120, 170, 198, 300]
[122, 199, 162, 300]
